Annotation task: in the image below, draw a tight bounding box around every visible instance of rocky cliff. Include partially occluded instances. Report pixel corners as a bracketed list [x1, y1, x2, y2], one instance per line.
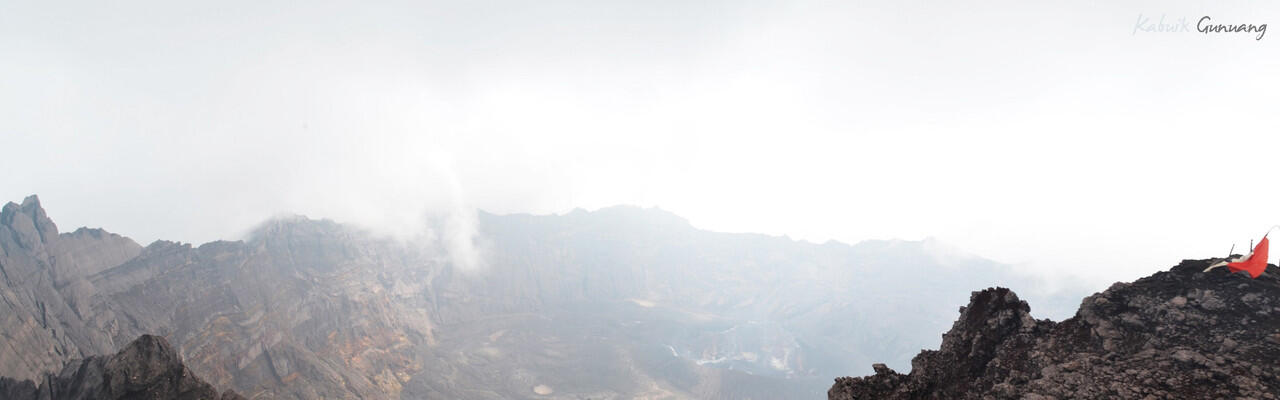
[830, 259, 1280, 399]
[1, 195, 1083, 398]
[0, 334, 243, 400]
[0, 195, 141, 381]
[1, 196, 440, 398]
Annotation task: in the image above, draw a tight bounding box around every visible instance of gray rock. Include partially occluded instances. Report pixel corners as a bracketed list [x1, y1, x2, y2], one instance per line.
[0, 195, 1091, 399]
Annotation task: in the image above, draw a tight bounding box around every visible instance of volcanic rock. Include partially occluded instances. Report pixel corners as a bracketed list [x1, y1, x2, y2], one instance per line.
[0, 334, 244, 400]
[830, 259, 1280, 399]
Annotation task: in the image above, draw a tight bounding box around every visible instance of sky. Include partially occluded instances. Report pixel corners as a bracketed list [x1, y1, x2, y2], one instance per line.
[3, 0, 1279, 287]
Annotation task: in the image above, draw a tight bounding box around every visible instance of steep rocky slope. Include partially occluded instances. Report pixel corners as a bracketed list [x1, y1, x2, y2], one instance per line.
[0, 195, 141, 381]
[0, 196, 450, 398]
[830, 259, 1280, 399]
[2, 195, 1083, 398]
[0, 334, 243, 400]
[87, 219, 438, 399]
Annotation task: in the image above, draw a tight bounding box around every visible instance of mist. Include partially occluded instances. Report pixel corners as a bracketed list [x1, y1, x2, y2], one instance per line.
[4, 0, 1280, 288]
[6, 2, 1280, 399]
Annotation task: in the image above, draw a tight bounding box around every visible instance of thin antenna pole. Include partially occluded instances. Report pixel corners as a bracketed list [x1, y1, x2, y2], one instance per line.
[1261, 225, 1280, 239]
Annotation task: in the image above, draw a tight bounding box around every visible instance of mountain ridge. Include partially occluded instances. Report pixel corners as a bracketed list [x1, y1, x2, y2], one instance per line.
[2, 194, 1087, 398]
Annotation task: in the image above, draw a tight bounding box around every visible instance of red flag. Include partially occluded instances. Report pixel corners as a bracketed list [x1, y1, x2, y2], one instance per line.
[1227, 236, 1269, 278]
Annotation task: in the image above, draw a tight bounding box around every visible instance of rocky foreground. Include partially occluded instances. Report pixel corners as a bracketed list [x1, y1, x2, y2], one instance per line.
[0, 335, 243, 400]
[830, 259, 1280, 399]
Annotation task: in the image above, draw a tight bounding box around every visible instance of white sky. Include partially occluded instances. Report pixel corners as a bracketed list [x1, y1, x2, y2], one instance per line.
[3, 0, 1279, 287]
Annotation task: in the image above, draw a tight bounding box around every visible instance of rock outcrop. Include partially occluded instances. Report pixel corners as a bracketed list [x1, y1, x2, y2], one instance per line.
[830, 259, 1280, 399]
[0, 334, 244, 400]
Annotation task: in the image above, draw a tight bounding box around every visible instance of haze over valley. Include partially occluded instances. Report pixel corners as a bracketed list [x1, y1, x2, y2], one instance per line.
[4, 1, 1279, 398]
[0, 195, 1086, 398]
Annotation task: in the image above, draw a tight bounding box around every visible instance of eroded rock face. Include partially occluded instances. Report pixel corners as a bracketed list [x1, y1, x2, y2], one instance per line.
[0, 197, 432, 399]
[1, 195, 1087, 399]
[0, 195, 136, 381]
[0, 335, 244, 400]
[88, 219, 437, 400]
[830, 259, 1280, 399]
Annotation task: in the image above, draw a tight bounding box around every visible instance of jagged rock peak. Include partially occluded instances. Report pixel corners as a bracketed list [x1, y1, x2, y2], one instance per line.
[0, 335, 245, 400]
[926, 287, 1044, 374]
[2, 195, 49, 222]
[1, 194, 59, 250]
